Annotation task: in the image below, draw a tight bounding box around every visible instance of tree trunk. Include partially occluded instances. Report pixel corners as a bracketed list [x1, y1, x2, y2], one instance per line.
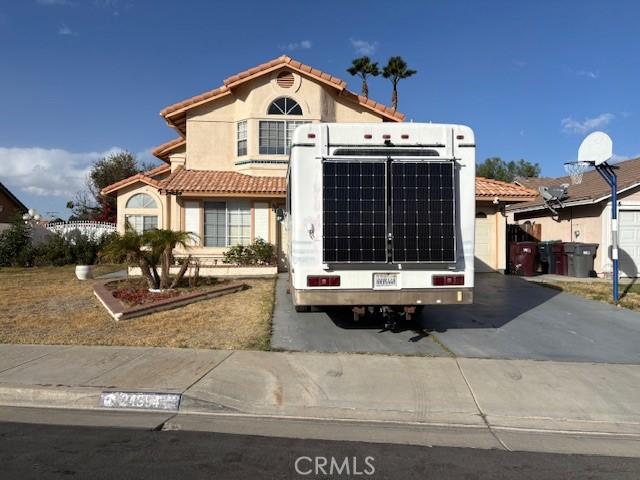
[138, 257, 158, 290]
[160, 246, 172, 289]
[391, 82, 398, 111]
[170, 256, 192, 289]
[362, 78, 368, 98]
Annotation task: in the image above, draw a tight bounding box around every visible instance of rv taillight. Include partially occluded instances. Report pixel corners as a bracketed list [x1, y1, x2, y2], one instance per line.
[364, 134, 372, 139]
[382, 134, 391, 139]
[433, 275, 465, 286]
[307, 133, 316, 139]
[401, 134, 409, 139]
[307, 275, 341, 287]
[456, 134, 465, 140]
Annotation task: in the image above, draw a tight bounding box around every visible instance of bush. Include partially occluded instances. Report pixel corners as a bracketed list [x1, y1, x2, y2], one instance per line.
[32, 234, 73, 266]
[0, 221, 115, 268]
[223, 238, 275, 266]
[0, 218, 31, 267]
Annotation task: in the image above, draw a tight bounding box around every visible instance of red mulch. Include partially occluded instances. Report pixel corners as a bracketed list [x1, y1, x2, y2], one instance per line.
[107, 278, 223, 308]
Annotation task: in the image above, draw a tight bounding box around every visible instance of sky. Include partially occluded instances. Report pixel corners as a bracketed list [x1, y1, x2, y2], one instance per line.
[0, 0, 639, 219]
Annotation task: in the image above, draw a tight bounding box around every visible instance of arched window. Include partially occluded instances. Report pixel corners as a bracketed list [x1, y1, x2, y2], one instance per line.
[126, 193, 157, 209]
[267, 97, 302, 115]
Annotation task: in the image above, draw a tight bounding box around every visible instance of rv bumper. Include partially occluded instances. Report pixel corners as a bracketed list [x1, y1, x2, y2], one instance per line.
[293, 288, 474, 306]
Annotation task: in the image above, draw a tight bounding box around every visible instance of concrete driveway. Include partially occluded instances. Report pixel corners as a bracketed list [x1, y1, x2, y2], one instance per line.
[271, 273, 640, 363]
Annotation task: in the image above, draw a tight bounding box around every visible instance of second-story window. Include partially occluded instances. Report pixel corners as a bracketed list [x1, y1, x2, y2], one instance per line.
[259, 97, 307, 155]
[237, 120, 247, 156]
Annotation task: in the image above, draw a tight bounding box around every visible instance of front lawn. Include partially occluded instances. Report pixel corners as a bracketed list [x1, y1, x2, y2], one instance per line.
[538, 280, 640, 310]
[0, 266, 275, 350]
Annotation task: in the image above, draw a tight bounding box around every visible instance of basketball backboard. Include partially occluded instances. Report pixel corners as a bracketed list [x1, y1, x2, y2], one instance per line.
[578, 131, 612, 166]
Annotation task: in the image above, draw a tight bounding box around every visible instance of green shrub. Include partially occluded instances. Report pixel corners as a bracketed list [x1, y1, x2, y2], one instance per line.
[0, 218, 31, 267]
[223, 238, 275, 266]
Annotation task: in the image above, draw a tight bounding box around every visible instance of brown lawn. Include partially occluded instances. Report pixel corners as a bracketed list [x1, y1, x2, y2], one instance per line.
[538, 280, 640, 311]
[0, 266, 275, 350]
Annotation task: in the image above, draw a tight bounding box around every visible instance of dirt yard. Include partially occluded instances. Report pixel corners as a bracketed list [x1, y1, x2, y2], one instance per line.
[0, 266, 275, 350]
[539, 280, 640, 310]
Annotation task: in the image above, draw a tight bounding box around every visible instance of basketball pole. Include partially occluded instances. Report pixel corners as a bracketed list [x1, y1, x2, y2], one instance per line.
[596, 162, 619, 303]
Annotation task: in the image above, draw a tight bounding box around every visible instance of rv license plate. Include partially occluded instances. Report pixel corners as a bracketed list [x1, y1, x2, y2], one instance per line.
[374, 273, 400, 289]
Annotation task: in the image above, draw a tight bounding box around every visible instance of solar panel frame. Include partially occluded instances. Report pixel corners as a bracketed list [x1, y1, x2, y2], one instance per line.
[390, 160, 457, 264]
[322, 158, 388, 264]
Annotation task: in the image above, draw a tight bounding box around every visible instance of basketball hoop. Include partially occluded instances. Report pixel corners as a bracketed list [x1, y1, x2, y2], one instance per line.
[564, 160, 593, 185]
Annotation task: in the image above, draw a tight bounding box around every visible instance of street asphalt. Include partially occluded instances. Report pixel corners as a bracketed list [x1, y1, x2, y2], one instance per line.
[1, 420, 639, 480]
[272, 273, 640, 363]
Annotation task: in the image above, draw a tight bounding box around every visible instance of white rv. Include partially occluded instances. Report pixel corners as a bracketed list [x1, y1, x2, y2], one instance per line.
[284, 123, 475, 321]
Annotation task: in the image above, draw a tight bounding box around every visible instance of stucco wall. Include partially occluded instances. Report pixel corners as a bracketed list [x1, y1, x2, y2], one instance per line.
[115, 182, 169, 234]
[184, 69, 384, 175]
[475, 202, 506, 272]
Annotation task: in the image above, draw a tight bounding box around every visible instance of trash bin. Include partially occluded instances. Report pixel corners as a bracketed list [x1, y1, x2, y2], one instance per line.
[573, 243, 598, 278]
[563, 242, 578, 276]
[538, 241, 559, 274]
[551, 242, 567, 275]
[509, 241, 539, 276]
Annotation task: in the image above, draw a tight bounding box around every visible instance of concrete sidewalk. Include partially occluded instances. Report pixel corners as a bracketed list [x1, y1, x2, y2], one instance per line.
[0, 344, 639, 456]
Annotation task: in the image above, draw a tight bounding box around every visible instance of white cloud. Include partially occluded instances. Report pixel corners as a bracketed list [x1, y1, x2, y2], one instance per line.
[350, 38, 378, 55]
[561, 113, 615, 134]
[280, 39, 312, 51]
[37, 0, 74, 5]
[576, 69, 599, 79]
[58, 23, 74, 35]
[0, 146, 135, 197]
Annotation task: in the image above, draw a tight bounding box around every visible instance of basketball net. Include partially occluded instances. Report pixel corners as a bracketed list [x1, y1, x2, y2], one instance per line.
[564, 161, 592, 185]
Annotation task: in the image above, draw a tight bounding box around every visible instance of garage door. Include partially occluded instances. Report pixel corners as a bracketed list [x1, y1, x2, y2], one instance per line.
[619, 210, 640, 277]
[475, 211, 496, 272]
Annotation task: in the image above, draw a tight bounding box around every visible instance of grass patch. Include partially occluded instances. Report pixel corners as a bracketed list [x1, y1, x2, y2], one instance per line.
[537, 279, 640, 311]
[0, 266, 275, 350]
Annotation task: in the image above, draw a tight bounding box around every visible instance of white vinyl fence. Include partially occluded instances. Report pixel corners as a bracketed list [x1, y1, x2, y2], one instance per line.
[46, 221, 117, 239]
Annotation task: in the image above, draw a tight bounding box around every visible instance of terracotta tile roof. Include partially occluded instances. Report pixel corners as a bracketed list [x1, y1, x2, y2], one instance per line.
[160, 167, 286, 196]
[159, 55, 404, 131]
[152, 138, 186, 162]
[101, 164, 171, 196]
[508, 156, 640, 212]
[475, 177, 538, 200]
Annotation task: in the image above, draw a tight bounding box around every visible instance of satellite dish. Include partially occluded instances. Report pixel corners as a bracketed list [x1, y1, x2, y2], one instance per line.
[578, 131, 612, 166]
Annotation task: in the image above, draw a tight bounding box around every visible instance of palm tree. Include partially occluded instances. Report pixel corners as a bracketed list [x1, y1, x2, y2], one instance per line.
[100, 229, 197, 290]
[382, 56, 417, 111]
[144, 229, 196, 289]
[100, 229, 159, 289]
[347, 56, 380, 98]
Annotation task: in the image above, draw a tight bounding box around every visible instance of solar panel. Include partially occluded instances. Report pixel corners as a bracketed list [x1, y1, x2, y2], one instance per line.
[322, 160, 387, 263]
[391, 161, 456, 263]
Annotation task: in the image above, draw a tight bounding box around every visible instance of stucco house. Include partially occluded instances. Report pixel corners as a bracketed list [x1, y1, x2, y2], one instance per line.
[509, 156, 640, 277]
[0, 181, 27, 232]
[102, 55, 536, 272]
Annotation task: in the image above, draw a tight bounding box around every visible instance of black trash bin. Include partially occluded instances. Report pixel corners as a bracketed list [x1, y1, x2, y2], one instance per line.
[573, 243, 599, 278]
[563, 242, 578, 277]
[538, 241, 560, 274]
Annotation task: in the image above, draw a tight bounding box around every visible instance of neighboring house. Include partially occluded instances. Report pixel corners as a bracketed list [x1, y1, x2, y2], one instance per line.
[0, 181, 27, 232]
[509, 156, 640, 277]
[102, 55, 536, 272]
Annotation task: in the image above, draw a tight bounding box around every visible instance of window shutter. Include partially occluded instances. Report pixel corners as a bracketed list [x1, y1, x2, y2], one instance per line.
[184, 201, 200, 245]
[254, 202, 269, 241]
